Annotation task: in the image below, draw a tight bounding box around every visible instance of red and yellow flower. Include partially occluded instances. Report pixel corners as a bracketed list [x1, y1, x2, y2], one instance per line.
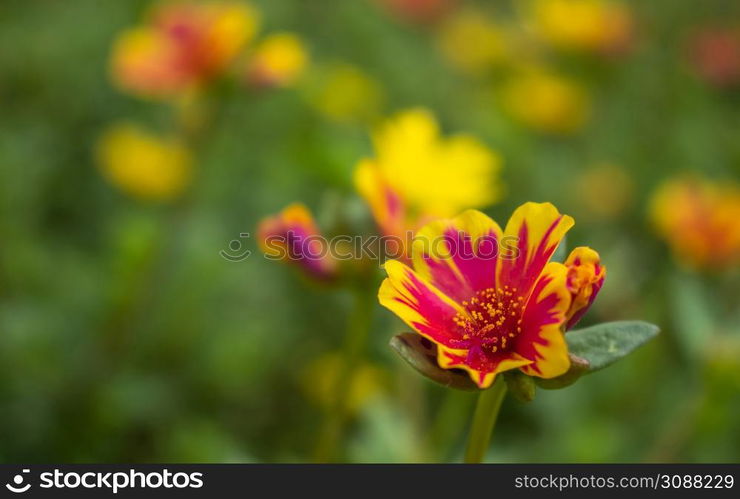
[355, 109, 502, 260]
[650, 177, 740, 269]
[258, 203, 337, 281]
[378, 203, 605, 388]
[111, 0, 259, 99]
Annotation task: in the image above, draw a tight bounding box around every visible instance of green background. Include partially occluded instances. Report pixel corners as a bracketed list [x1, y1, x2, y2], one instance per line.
[0, 0, 738, 462]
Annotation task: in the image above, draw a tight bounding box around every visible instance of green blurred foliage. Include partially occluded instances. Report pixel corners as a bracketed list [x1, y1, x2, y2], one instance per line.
[0, 0, 738, 462]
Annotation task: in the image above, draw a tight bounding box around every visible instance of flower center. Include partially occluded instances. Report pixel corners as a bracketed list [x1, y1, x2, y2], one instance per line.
[453, 286, 524, 353]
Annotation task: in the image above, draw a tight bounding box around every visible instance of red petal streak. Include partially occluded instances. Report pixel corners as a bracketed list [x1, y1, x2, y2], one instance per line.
[499, 216, 565, 298]
[515, 263, 571, 377]
[379, 262, 468, 349]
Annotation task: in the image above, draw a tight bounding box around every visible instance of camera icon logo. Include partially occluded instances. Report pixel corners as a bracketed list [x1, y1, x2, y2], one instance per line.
[5, 469, 31, 493]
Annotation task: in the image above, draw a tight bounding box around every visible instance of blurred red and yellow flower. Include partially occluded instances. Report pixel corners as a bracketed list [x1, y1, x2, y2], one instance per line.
[379, 203, 605, 388]
[245, 32, 309, 88]
[500, 68, 590, 134]
[650, 177, 740, 269]
[258, 203, 337, 281]
[688, 26, 740, 88]
[96, 123, 192, 201]
[355, 109, 502, 259]
[111, 0, 259, 99]
[529, 0, 633, 54]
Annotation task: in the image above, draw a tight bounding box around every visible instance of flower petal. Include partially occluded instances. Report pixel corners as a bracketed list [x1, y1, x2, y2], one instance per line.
[378, 260, 467, 349]
[498, 202, 574, 298]
[411, 210, 503, 303]
[354, 159, 407, 239]
[438, 345, 532, 389]
[516, 261, 571, 378]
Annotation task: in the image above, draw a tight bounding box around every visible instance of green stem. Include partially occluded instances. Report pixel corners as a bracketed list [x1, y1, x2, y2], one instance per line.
[464, 378, 507, 463]
[312, 284, 374, 462]
[430, 389, 475, 461]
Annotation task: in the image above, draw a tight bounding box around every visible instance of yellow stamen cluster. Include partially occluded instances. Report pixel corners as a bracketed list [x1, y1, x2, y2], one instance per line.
[453, 286, 525, 353]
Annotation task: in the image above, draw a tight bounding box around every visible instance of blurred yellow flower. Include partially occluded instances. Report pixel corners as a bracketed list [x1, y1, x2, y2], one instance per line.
[96, 123, 193, 202]
[355, 109, 502, 257]
[500, 69, 590, 134]
[529, 0, 633, 53]
[437, 9, 511, 75]
[304, 353, 385, 415]
[111, 1, 260, 99]
[246, 32, 309, 88]
[307, 64, 385, 125]
[650, 177, 740, 269]
[574, 163, 634, 220]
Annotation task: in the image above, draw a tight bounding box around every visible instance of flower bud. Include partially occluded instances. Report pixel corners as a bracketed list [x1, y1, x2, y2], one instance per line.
[258, 204, 337, 281]
[564, 247, 605, 329]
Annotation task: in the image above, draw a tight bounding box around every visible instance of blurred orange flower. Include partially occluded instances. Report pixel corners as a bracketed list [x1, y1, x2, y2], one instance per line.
[650, 177, 740, 269]
[96, 123, 193, 202]
[245, 32, 309, 89]
[354, 109, 502, 259]
[500, 68, 591, 134]
[529, 0, 633, 54]
[111, 1, 260, 99]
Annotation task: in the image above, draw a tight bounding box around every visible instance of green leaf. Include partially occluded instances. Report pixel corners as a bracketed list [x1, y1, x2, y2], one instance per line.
[567, 321, 660, 370]
[389, 333, 478, 391]
[536, 321, 659, 390]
